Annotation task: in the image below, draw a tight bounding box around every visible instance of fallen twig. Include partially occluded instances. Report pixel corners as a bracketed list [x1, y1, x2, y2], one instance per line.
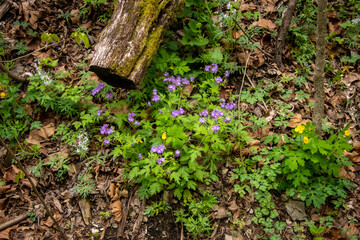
[237, 50, 253, 121]
[0, 212, 29, 231]
[0, 139, 68, 240]
[0, 62, 26, 83]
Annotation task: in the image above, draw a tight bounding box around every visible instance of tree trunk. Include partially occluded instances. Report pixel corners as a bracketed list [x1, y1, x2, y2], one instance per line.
[313, 0, 327, 135]
[274, 0, 298, 70]
[89, 0, 185, 89]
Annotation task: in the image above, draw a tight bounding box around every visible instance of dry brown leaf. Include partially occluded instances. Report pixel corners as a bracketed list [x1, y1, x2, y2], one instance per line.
[287, 113, 303, 128]
[29, 11, 40, 29]
[252, 18, 277, 31]
[182, 84, 193, 97]
[342, 73, 360, 86]
[3, 165, 20, 183]
[79, 198, 91, 225]
[353, 142, 360, 151]
[110, 200, 122, 222]
[0, 225, 16, 240]
[239, 3, 256, 11]
[214, 205, 227, 219]
[25, 123, 56, 146]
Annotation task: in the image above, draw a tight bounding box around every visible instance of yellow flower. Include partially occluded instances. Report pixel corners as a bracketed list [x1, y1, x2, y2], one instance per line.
[0, 92, 5, 98]
[344, 130, 350, 136]
[295, 125, 305, 134]
[303, 136, 309, 144]
[136, 139, 143, 143]
[162, 132, 167, 140]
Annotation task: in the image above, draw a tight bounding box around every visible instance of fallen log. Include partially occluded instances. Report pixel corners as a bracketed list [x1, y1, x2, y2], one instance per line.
[89, 0, 185, 89]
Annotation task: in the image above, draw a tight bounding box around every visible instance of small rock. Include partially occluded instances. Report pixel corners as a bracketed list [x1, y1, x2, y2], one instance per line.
[225, 234, 233, 240]
[285, 199, 307, 221]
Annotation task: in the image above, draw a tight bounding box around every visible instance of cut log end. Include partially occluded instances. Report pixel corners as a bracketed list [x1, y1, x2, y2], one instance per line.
[89, 65, 136, 90]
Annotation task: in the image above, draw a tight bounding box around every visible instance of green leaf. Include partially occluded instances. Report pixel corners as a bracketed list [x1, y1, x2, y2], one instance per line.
[174, 188, 183, 200]
[149, 182, 162, 195]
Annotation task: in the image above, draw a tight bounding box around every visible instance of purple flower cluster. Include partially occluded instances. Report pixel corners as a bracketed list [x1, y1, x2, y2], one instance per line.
[211, 125, 220, 133]
[205, 64, 218, 74]
[106, 93, 114, 99]
[151, 144, 165, 154]
[199, 118, 206, 124]
[163, 74, 194, 92]
[225, 70, 230, 77]
[211, 109, 224, 120]
[128, 112, 141, 126]
[92, 82, 105, 96]
[104, 139, 110, 145]
[215, 77, 223, 84]
[172, 108, 185, 118]
[152, 89, 160, 102]
[175, 150, 180, 157]
[97, 109, 103, 116]
[220, 99, 236, 110]
[224, 117, 231, 123]
[199, 109, 209, 117]
[157, 157, 165, 165]
[100, 124, 113, 135]
[138, 153, 142, 159]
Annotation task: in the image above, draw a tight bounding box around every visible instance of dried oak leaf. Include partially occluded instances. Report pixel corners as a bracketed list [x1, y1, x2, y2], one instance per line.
[252, 18, 277, 31]
[25, 123, 56, 146]
[110, 200, 122, 222]
[287, 113, 307, 128]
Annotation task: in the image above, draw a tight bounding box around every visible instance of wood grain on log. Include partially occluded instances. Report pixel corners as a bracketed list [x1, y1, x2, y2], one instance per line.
[90, 0, 185, 89]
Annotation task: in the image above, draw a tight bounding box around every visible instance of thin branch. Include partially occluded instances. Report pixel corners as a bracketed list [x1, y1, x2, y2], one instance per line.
[0, 139, 68, 240]
[0, 212, 29, 231]
[233, 19, 273, 58]
[0, 40, 65, 63]
[0, 62, 26, 83]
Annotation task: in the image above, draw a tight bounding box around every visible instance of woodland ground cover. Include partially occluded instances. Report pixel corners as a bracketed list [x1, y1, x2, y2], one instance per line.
[0, 0, 359, 239]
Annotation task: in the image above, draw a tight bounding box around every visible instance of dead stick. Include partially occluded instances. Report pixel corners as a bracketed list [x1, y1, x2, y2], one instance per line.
[0, 63, 26, 83]
[0, 212, 29, 231]
[233, 19, 273, 58]
[0, 139, 68, 240]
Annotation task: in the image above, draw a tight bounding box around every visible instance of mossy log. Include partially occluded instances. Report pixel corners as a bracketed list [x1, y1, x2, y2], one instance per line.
[89, 0, 185, 89]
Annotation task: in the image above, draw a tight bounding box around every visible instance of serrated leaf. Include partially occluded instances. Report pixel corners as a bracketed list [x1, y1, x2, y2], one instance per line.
[187, 180, 197, 190]
[174, 188, 183, 200]
[149, 182, 162, 195]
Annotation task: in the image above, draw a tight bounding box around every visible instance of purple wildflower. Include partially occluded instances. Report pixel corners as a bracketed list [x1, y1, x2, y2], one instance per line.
[199, 118, 206, 124]
[215, 77, 222, 84]
[97, 109, 103, 116]
[152, 94, 160, 102]
[211, 109, 223, 119]
[224, 117, 231, 123]
[138, 153, 142, 159]
[178, 108, 185, 115]
[147, 101, 151, 106]
[175, 76, 182, 86]
[153, 89, 157, 95]
[100, 124, 109, 134]
[175, 150, 180, 157]
[106, 128, 113, 135]
[134, 120, 141, 126]
[151, 144, 165, 154]
[199, 109, 209, 117]
[182, 78, 190, 85]
[190, 77, 195, 82]
[210, 64, 218, 74]
[128, 112, 135, 122]
[211, 125, 220, 133]
[225, 102, 236, 110]
[92, 82, 105, 96]
[157, 157, 165, 165]
[205, 65, 211, 71]
[168, 85, 176, 92]
[164, 72, 169, 77]
[225, 70, 229, 77]
[104, 139, 109, 145]
[106, 93, 114, 99]
[172, 110, 179, 118]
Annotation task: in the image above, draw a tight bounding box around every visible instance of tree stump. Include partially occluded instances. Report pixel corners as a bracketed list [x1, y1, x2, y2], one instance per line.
[89, 0, 185, 89]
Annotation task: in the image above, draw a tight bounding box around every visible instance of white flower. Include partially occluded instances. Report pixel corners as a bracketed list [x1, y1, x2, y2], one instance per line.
[75, 131, 89, 153]
[34, 61, 52, 86]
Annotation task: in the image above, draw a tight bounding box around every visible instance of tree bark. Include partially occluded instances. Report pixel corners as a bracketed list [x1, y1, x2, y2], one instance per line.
[313, 0, 327, 135]
[89, 0, 185, 89]
[274, 0, 298, 70]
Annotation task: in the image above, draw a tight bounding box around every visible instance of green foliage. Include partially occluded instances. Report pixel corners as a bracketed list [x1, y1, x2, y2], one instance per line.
[174, 192, 218, 239]
[44, 154, 70, 180]
[71, 31, 90, 49]
[75, 172, 95, 198]
[144, 201, 172, 217]
[14, 40, 28, 55]
[41, 32, 60, 44]
[270, 122, 354, 208]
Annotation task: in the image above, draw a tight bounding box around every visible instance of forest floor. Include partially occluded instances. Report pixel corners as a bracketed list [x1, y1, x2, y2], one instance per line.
[0, 0, 359, 240]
